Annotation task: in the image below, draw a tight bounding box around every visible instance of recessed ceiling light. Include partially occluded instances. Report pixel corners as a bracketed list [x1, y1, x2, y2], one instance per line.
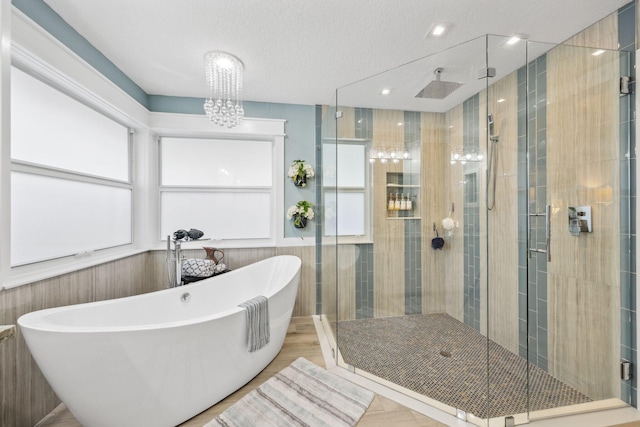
[426, 23, 451, 38]
[380, 88, 392, 95]
[505, 34, 528, 46]
[592, 49, 605, 56]
[432, 25, 446, 36]
[506, 36, 521, 45]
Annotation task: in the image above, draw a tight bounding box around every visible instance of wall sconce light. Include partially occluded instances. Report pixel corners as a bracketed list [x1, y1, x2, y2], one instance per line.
[370, 148, 411, 164]
[450, 149, 483, 165]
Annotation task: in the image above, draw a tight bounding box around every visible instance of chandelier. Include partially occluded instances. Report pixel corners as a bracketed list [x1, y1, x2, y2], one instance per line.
[203, 51, 245, 128]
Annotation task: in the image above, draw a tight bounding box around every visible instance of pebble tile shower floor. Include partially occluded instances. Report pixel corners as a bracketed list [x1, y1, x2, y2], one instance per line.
[337, 313, 591, 419]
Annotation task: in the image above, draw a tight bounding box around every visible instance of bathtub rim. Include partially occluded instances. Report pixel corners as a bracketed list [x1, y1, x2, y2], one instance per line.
[18, 254, 301, 334]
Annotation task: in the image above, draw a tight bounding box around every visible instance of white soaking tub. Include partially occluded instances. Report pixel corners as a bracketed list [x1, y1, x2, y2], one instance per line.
[18, 255, 301, 427]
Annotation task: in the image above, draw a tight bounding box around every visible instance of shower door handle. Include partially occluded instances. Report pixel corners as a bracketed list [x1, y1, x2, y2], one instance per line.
[545, 204, 551, 262]
[528, 204, 551, 262]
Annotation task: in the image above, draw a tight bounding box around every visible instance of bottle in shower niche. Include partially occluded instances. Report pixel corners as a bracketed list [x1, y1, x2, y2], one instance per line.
[394, 193, 401, 210]
[400, 193, 407, 210]
[388, 193, 395, 210]
[406, 193, 412, 211]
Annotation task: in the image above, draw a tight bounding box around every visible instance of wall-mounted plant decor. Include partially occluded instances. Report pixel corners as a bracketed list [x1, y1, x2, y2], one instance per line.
[288, 159, 314, 187]
[287, 200, 314, 229]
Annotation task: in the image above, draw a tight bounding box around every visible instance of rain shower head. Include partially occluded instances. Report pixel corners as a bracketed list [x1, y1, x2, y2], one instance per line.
[415, 68, 464, 100]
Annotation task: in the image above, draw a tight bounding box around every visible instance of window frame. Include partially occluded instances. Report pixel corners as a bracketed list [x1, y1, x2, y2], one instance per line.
[9, 64, 134, 268]
[158, 135, 277, 246]
[322, 138, 372, 243]
[149, 113, 287, 249]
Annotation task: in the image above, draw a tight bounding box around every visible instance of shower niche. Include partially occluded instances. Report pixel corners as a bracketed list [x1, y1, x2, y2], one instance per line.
[385, 172, 420, 219]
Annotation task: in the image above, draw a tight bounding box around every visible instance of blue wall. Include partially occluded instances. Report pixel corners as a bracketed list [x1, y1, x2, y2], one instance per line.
[13, 0, 149, 107]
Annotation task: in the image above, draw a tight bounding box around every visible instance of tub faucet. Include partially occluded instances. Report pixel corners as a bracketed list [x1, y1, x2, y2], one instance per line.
[174, 239, 183, 287]
[166, 235, 184, 287]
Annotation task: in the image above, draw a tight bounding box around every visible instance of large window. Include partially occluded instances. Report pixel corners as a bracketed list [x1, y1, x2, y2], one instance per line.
[10, 67, 132, 266]
[323, 142, 369, 238]
[159, 137, 275, 243]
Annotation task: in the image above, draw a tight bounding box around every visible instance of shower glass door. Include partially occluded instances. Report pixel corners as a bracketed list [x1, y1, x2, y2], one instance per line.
[325, 32, 634, 426]
[514, 38, 635, 420]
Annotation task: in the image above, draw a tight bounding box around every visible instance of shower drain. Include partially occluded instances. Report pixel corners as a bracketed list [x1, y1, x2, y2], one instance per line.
[440, 350, 452, 358]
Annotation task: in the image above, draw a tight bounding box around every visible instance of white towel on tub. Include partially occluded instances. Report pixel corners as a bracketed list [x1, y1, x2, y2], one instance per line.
[239, 296, 270, 352]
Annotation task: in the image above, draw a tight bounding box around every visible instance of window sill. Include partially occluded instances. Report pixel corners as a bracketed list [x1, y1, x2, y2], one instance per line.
[150, 236, 317, 251]
[3, 245, 148, 291]
[322, 236, 374, 245]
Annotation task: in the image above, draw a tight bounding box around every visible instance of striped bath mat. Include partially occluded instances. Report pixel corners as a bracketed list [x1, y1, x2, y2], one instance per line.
[206, 357, 374, 427]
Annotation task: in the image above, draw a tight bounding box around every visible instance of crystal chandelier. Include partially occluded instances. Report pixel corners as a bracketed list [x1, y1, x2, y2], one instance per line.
[203, 51, 245, 128]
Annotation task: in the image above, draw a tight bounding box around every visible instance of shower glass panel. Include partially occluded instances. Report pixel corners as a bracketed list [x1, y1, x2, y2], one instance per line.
[331, 35, 501, 423]
[324, 33, 634, 425]
[319, 98, 339, 344]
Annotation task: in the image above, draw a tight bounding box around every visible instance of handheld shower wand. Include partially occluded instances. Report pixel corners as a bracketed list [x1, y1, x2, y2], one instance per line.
[487, 114, 499, 211]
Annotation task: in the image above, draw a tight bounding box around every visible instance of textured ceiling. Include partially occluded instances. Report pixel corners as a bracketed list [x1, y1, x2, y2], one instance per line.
[43, 0, 630, 111]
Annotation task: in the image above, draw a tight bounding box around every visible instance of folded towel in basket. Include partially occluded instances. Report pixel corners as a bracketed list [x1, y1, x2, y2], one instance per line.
[182, 258, 216, 278]
[239, 296, 270, 352]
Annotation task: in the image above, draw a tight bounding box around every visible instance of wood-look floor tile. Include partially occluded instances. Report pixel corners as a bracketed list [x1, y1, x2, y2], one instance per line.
[359, 396, 447, 427]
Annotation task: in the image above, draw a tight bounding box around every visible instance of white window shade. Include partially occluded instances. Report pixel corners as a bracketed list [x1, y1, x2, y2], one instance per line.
[324, 191, 366, 236]
[160, 136, 275, 243]
[11, 172, 132, 266]
[161, 138, 272, 186]
[323, 144, 365, 188]
[323, 142, 368, 238]
[161, 192, 271, 240]
[11, 67, 129, 181]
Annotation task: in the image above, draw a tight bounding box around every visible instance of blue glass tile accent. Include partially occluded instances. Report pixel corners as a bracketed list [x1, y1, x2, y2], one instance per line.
[355, 244, 375, 319]
[518, 55, 548, 370]
[619, 3, 636, 51]
[401, 111, 422, 315]
[463, 94, 481, 331]
[622, 383, 632, 404]
[355, 108, 374, 140]
[404, 220, 422, 315]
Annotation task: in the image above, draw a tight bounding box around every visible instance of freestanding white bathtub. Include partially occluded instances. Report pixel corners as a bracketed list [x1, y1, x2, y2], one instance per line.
[18, 255, 301, 427]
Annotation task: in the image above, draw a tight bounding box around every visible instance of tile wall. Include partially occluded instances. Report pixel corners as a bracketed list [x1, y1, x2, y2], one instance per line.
[546, 13, 621, 400]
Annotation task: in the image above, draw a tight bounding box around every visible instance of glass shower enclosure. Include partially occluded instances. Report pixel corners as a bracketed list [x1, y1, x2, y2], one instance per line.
[318, 34, 635, 425]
